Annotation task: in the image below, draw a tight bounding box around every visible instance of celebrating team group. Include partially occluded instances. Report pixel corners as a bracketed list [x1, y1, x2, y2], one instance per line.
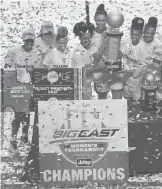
[3, 3, 162, 155]
[4, 4, 162, 71]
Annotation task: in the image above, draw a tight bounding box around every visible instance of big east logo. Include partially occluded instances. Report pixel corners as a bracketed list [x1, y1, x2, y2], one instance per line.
[49, 128, 122, 165]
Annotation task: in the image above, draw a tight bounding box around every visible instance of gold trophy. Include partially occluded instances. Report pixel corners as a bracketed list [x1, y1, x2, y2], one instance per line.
[105, 10, 124, 71]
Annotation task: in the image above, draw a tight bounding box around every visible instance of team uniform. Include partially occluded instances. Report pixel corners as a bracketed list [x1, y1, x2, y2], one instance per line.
[43, 47, 71, 68]
[90, 31, 103, 50]
[71, 44, 97, 68]
[121, 37, 144, 70]
[157, 28, 162, 43]
[139, 37, 162, 64]
[34, 37, 56, 60]
[4, 29, 43, 153]
[34, 21, 56, 60]
[123, 47, 162, 100]
[90, 29, 110, 65]
[4, 45, 42, 68]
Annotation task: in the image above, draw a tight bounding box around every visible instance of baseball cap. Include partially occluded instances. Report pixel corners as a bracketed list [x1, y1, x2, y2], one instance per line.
[22, 29, 35, 40]
[131, 17, 144, 30]
[41, 21, 54, 34]
[57, 26, 68, 36]
[147, 17, 158, 28]
[153, 47, 162, 62]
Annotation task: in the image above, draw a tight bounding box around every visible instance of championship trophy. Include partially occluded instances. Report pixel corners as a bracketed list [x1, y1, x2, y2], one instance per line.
[105, 10, 124, 71]
[142, 73, 158, 112]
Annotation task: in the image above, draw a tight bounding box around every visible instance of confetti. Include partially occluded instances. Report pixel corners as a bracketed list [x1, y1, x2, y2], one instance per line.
[1, 0, 162, 188]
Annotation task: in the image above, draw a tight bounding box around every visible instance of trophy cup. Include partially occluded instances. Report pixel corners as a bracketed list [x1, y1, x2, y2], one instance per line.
[142, 73, 158, 112]
[105, 10, 124, 71]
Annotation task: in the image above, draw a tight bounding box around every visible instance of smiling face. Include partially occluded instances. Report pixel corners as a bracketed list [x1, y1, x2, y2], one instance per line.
[95, 14, 107, 33]
[41, 31, 54, 43]
[80, 32, 92, 49]
[143, 27, 156, 43]
[56, 37, 68, 52]
[23, 39, 34, 52]
[130, 28, 142, 46]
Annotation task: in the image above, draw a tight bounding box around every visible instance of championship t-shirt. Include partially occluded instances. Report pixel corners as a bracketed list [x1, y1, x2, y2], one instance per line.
[34, 37, 56, 59]
[43, 48, 71, 68]
[139, 37, 162, 64]
[4, 45, 43, 68]
[90, 28, 110, 64]
[71, 44, 97, 68]
[121, 37, 144, 70]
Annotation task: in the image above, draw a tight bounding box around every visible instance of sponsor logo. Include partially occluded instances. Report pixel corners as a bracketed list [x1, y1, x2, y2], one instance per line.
[51, 128, 121, 142]
[47, 71, 59, 84]
[76, 158, 92, 167]
[48, 128, 122, 165]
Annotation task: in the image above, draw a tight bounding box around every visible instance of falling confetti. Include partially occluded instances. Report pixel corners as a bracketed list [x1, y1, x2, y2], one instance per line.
[1, 0, 162, 188]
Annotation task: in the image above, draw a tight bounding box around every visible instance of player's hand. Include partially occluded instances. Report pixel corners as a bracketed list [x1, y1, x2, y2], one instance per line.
[102, 31, 109, 39]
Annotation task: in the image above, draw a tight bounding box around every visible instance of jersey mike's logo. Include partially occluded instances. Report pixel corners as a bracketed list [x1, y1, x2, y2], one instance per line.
[47, 70, 59, 84]
[50, 128, 122, 165]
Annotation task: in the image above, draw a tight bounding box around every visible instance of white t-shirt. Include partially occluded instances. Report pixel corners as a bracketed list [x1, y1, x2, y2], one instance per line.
[91, 28, 110, 50]
[34, 37, 56, 59]
[71, 44, 97, 68]
[121, 37, 144, 70]
[157, 28, 162, 43]
[90, 28, 110, 64]
[4, 45, 43, 68]
[139, 37, 162, 64]
[43, 48, 71, 68]
[90, 31, 103, 51]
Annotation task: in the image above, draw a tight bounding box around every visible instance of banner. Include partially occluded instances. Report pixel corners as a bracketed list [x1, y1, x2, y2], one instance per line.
[1, 68, 33, 112]
[32, 68, 85, 110]
[38, 100, 129, 186]
[1, 68, 85, 112]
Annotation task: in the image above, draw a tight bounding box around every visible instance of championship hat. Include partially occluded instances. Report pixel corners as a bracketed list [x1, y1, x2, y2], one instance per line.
[22, 29, 35, 40]
[41, 21, 54, 33]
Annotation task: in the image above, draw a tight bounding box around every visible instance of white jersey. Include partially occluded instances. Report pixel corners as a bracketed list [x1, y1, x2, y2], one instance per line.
[90, 28, 110, 64]
[139, 37, 162, 64]
[4, 45, 43, 68]
[43, 47, 71, 68]
[71, 44, 97, 68]
[34, 36, 56, 59]
[157, 29, 162, 43]
[121, 37, 144, 70]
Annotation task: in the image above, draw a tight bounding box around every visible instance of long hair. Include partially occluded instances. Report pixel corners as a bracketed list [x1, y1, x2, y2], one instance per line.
[94, 4, 107, 19]
[73, 22, 95, 37]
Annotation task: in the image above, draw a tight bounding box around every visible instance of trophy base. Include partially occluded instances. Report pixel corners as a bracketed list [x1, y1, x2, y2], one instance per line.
[105, 61, 122, 72]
